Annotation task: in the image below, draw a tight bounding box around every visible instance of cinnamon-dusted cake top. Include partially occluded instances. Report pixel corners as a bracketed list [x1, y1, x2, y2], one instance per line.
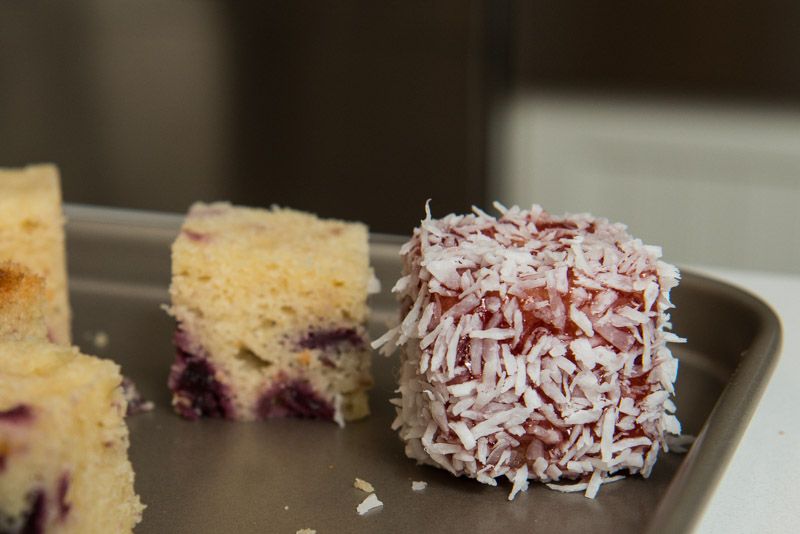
[0, 262, 45, 302]
[0, 262, 48, 342]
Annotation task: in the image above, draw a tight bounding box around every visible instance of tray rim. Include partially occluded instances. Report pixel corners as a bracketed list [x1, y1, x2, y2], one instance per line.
[63, 203, 783, 533]
[647, 273, 782, 533]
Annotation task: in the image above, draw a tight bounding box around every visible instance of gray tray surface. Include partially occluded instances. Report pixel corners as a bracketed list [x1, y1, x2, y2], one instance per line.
[64, 205, 781, 534]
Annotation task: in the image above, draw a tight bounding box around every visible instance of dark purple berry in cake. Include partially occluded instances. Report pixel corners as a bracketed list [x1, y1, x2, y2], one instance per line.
[298, 327, 366, 350]
[0, 404, 34, 424]
[169, 330, 234, 420]
[57, 473, 71, 521]
[257, 378, 334, 420]
[318, 355, 336, 368]
[2, 489, 47, 534]
[181, 229, 211, 243]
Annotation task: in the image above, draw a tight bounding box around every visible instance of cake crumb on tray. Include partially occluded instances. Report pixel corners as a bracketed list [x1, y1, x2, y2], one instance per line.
[354, 478, 375, 493]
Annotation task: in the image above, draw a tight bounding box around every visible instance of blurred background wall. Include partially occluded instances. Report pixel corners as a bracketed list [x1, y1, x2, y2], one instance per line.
[0, 1, 489, 234]
[490, 1, 800, 274]
[1, 1, 799, 272]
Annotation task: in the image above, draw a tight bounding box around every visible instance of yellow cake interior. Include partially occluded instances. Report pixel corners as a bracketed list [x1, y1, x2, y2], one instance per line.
[0, 342, 144, 533]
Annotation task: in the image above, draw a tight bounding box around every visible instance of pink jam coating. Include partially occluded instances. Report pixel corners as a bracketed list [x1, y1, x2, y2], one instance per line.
[374, 203, 684, 499]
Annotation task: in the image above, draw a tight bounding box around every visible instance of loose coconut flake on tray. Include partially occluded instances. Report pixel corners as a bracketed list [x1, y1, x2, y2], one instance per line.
[373, 202, 686, 499]
[411, 480, 428, 491]
[356, 493, 384, 515]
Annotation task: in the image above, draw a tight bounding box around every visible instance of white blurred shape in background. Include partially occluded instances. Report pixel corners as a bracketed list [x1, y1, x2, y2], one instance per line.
[491, 93, 800, 274]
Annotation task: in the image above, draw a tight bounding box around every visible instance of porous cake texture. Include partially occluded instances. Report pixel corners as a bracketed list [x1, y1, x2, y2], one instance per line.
[0, 262, 48, 342]
[0, 342, 144, 533]
[167, 202, 375, 424]
[0, 165, 71, 344]
[374, 203, 684, 499]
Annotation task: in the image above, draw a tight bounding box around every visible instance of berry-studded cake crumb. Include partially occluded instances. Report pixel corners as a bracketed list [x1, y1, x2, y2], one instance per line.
[0, 342, 143, 532]
[166, 203, 376, 424]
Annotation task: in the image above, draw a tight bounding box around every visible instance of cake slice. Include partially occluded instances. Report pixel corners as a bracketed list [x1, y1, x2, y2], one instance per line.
[0, 255, 153, 417]
[374, 203, 683, 499]
[167, 202, 376, 424]
[0, 341, 144, 533]
[0, 262, 48, 342]
[0, 164, 71, 344]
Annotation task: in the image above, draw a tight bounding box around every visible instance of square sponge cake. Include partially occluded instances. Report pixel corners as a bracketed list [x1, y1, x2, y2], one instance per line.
[167, 202, 375, 424]
[0, 342, 144, 533]
[0, 164, 71, 345]
[374, 203, 683, 499]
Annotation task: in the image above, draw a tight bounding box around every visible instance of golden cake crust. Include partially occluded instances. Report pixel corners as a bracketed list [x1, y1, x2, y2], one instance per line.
[0, 164, 71, 344]
[0, 262, 48, 342]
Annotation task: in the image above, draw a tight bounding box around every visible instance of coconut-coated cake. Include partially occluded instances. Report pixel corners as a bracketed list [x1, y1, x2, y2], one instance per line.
[0, 165, 71, 345]
[374, 203, 684, 499]
[167, 202, 376, 424]
[0, 342, 144, 533]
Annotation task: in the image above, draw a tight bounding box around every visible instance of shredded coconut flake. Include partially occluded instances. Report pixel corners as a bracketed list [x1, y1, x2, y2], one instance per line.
[508, 464, 530, 500]
[469, 327, 516, 340]
[378, 202, 683, 501]
[356, 493, 384, 515]
[546, 474, 625, 498]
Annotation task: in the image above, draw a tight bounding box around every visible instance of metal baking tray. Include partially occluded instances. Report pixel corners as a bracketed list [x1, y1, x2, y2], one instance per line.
[64, 204, 781, 534]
